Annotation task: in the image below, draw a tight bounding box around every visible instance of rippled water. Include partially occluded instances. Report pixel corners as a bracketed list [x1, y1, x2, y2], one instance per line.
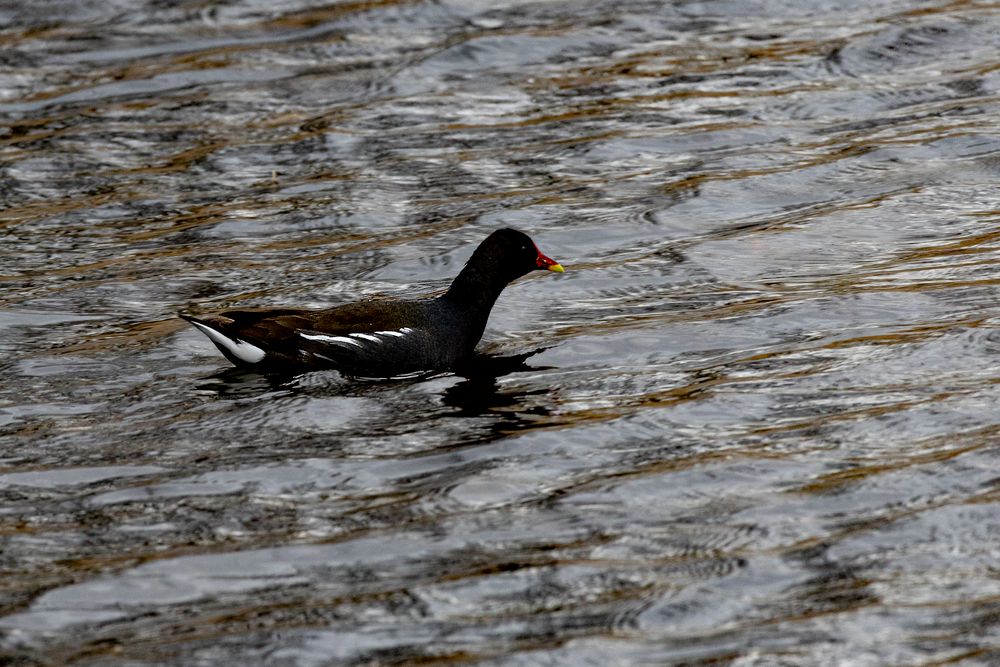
[4, 1, 1000, 664]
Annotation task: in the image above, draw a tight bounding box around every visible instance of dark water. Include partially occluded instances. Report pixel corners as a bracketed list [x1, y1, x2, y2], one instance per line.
[4, 1, 1000, 664]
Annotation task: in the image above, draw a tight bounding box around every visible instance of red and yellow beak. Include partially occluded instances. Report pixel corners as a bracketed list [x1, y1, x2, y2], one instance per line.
[535, 246, 565, 273]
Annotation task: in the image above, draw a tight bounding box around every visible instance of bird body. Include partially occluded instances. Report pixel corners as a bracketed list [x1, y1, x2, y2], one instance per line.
[181, 229, 563, 377]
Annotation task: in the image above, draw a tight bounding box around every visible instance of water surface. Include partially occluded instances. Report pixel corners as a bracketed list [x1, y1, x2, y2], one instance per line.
[3, 0, 1000, 664]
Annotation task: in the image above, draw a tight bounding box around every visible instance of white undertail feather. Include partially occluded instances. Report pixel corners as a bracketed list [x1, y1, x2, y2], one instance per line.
[190, 321, 266, 363]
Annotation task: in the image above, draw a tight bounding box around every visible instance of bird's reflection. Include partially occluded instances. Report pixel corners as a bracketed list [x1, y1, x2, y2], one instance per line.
[193, 366, 288, 398]
[193, 347, 554, 426]
[443, 347, 553, 419]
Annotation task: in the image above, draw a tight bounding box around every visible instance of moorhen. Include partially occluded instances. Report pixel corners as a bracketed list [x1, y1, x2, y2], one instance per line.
[180, 228, 564, 377]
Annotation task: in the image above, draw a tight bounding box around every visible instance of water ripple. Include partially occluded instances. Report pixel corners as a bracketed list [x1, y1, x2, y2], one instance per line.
[4, 0, 1000, 664]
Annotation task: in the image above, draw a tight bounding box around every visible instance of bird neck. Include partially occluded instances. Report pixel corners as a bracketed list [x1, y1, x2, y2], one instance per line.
[443, 258, 510, 316]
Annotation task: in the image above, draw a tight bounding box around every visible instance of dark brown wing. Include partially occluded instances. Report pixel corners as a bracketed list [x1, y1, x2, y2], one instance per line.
[301, 300, 424, 333]
[203, 302, 406, 336]
[185, 301, 432, 371]
[200, 308, 312, 342]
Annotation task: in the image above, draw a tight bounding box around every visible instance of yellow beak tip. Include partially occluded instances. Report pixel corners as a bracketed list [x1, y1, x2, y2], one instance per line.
[548, 263, 565, 273]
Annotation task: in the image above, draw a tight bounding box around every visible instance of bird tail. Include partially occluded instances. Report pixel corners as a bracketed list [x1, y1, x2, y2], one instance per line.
[178, 312, 266, 364]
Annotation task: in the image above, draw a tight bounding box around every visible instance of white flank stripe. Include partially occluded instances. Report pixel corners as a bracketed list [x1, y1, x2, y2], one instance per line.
[299, 332, 364, 348]
[350, 333, 382, 343]
[374, 330, 406, 338]
[191, 322, 266, 363]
